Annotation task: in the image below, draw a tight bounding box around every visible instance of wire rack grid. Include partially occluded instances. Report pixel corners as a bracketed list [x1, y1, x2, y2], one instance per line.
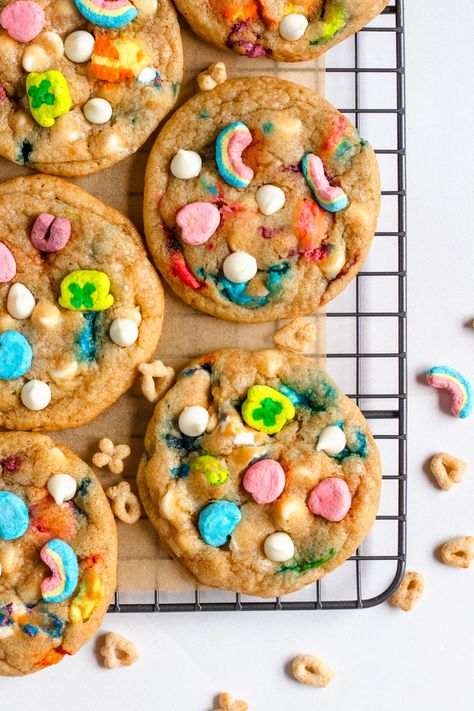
[110, 0, 407, 614]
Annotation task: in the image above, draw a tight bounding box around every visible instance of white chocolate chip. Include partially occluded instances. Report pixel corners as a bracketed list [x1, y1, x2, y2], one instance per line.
[136, 66, 157, 84]
[22, 45, 50, 72]
[49, 355, 79, 382]
[316, 425, 346, 456]
[31, 301, 60, 331]
[47, 473, 77, 505]
[0, 313, 14, 332]
[0, 547, 17, 575]
[159, 489, 177, 520]
[97, 132, 128, 157]
[109, 318, 139, 347]
[48, 446, 68, 467]
[319, 242, 346, 279]
[9, 110, 34, 135]
[20, 380, 51, 411]
[264, 532, 295, 562]
[256, 185, 286, 215]
[178, 405, 209, 437]
[273, 116, 303, 137]
[223, 251, 258, 283]
[7, 283, 36, 320]
[272, 495, 307, 529]
[133, 0, 157, 14]
[170, 149, 202, 179]
[83, 98, 113, 125]
[64, 30, 95, 63]
[279, 13, 309, 41]
[39, 31, 64, 58]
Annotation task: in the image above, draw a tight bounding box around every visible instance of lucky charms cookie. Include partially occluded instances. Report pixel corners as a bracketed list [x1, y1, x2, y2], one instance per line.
[0, 432, 117, 676]
[144, 77, 380, 322]
[0, 0, 183, 176]
[137, 348, 382, 597]
[173, 0, 389, 62]
[0, 174, 163, 430]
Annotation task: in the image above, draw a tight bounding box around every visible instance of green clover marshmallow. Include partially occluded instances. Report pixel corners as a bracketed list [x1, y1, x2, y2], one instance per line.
[59, 270, 114, 311]
[26, 70, 71, 128]
[241, 385, 295, 435]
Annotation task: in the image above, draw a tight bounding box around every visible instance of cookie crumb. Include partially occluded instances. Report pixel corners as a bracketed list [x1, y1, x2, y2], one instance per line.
[100, 632, 139, 669]
[273, 318, 317, 352]
[214, 692, 248, 711]
[92, 438, 130, 475]
[440, 536, 474, 568]
[292, 654, 335, 688]
[138, 359, 175, 403]
[106, 481, 141, 524]
[429, 452, 467, 491]
[198, 62, 227, 91]
[390, 571, 424, 611]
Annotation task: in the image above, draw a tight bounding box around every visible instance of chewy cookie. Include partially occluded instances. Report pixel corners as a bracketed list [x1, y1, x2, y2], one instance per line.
[173, 0, 389, 63]
[0, 0, 182, 176]
[0, 174, 164, 431]
[0, 432, 117, 676]
[138, 348, 382, 598]
[144, 77, 380, 323]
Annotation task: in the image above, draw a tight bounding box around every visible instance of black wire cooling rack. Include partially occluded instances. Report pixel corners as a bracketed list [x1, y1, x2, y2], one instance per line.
[110, 0, 406, 614]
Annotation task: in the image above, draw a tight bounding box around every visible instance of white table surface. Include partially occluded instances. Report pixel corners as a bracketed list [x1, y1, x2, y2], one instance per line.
[3, 2, 474, 708]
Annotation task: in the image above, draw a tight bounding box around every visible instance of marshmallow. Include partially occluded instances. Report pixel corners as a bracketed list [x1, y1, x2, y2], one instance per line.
[64, 30, 95, 63]
[170, 149, 202, 179]
[264, 532, 295, 562]
[83, 97, 113, 124]
[223, 251, 257, 283]
[256, 185, 286, 215]
[178, 405, 209, 437]
[279, 13, 309, 41]
[47, 473, 77, 505]
[20, 380, 51, 410]
[109, 318, 139, 347]
[7, 283, 35, 320]
[316, 425, 346, 456]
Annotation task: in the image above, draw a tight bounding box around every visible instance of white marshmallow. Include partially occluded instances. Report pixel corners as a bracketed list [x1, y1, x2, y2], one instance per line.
[170, 149, 202, 180]
[256, 185, 286, 215]
[178, 405, 209, 437]
[47, 473, 77, 505]
[137, 66, 157, 84]
[316, 425, 347, 456]
[20, 380, 51, 411]
[223, 251, 258, 283]
[83, 98, 113, 125]
[64, 31, 95, 63]
[7, 283, 35, 320]
[109, 318, 139, 347]
[279, 13, 309, 41]
[264, 532, 295, 562]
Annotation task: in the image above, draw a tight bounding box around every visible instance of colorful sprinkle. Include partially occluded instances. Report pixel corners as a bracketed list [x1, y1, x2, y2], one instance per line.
[302, 153, 348, 212]
[73, 0, 138, 29]
[243, 459, 286, 504]
[216, 122, 254, 189]
[307, 477, 351, 521]
[242, 385, 295, 434]
[426, 366, 472, 419]
[40, 538, 79, 603]
[0, 331, 32, 380]
[26, 70, 71, 128]
[198, 500, 241, 547]
[59, 270, 114, 311]
[0, 491, 29, 540]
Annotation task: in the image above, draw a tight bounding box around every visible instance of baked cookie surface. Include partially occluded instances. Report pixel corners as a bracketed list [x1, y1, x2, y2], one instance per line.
[144, 77, 380, 323]
[0, 174, 164, 431]
[0, 432, 116, 676]
[174, 0, 389, 62]
[138, 348, 382, 598]
[0, 0, 183, 176]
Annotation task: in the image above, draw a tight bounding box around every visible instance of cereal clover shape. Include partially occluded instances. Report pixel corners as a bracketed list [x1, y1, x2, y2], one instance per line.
[190, 454, 229, 486]
[241, 385, 295, 434]
[28, 79, 54, 109]
[59, 270, 114, 311]
[68, 282, 96, 309]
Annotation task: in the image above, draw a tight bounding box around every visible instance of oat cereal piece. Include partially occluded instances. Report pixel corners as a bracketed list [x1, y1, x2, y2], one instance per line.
[197, 62, 227, 91]
[390, 571, 424, 611]
[100, 632, 139, 669]
[138, 360, 175, 404]
[440, 536, 474, 569]
[92, 438, 131, 474]
[214, 692, 248, 711]
[106, 481, 141, 524]
[429, 452, 467, 491]
[273, 318, 317, 352]
[292, 654, 335, 688]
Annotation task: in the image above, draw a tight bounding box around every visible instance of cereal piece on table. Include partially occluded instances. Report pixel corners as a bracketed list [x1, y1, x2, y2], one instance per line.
[273, 318, 317, 352]
[440, 536, 474, 568]
[390, 571, 424, 611]
[138, 360, 175, 403]
[292, 654, 335, 688]
[214, 692, 248, 711]
[429, 452, 467, 491]
[100, 632, 139, 669]
[92, 438, 130, 474]
[197, 62, 227, 91]
[106, 481, 141, 524]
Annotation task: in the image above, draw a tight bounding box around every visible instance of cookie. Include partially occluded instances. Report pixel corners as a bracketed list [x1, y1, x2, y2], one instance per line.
[0, 0, 182, 176]
[173, 0, 389, 63]
[0, 174, 164, 431]
[0, 432, 117, 676]
[137, 348, 382, 598]
[144, 77, 380, 323]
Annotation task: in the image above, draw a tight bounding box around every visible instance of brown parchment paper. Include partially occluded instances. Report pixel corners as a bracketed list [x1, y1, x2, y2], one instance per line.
[0, 22, 327, 592]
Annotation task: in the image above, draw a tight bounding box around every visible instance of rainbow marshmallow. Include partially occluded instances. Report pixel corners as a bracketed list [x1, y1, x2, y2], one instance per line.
[216, 122, 254, 189]
[426, 366, 472, 419]
[40, 538, 79, 603]
[302, 152, 349, 213]
[74, 0, 138, 29]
